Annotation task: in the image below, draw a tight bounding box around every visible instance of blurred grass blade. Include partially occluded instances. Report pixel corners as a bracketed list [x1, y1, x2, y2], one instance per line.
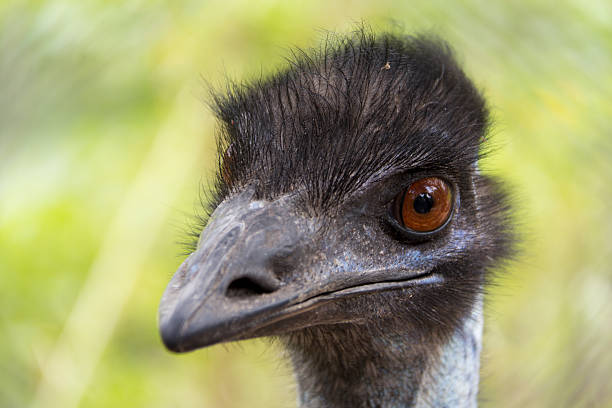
[30, 90, 210, 408]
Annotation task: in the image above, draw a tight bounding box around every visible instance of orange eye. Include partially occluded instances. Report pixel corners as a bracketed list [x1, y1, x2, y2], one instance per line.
[393, 177, 453, 232]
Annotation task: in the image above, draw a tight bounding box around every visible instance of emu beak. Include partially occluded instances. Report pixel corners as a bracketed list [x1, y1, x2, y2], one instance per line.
[159, 190, 441, 353]
[159, 190, 309, 352]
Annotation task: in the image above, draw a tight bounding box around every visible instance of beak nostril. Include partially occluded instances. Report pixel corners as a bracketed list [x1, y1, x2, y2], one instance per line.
[226, 276, 278, 298]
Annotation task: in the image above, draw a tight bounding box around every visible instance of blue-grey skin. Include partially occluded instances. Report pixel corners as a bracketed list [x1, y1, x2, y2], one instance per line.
[292, 303, 482, 408]
[413, 300, 482, 407]
[286, 300, 483, 408]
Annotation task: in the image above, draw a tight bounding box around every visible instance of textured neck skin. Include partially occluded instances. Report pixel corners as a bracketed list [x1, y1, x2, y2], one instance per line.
[283, 299, 483, 408]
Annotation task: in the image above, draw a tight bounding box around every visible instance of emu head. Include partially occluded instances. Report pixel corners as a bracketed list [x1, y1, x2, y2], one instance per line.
[159, 32, 511, 354]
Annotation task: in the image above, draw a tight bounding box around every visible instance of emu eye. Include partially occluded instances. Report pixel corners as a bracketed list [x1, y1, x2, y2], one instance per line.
[393, 177, 453, 233]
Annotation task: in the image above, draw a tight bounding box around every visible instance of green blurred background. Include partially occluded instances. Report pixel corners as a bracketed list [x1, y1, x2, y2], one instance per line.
[1, 0, 611, 407]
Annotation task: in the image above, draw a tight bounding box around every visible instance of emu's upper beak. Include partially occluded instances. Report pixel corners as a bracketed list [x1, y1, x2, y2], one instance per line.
[159, 190, 439, 353]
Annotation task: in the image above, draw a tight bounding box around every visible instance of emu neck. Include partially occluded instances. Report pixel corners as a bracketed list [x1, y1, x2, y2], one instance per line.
[284, 301, 483, 408]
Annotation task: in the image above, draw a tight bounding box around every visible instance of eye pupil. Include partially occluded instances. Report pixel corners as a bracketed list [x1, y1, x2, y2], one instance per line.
[413, 193, 434, 214]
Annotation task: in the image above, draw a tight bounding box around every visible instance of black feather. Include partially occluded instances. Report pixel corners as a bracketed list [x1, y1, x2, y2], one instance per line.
[210, 29, 488, 216]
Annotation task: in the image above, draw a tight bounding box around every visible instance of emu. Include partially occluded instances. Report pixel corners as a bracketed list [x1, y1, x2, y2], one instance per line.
[159, 30, 512, 407]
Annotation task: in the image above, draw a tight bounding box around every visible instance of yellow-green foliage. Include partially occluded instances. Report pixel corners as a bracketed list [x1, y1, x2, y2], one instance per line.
[1, 1, 611, 407]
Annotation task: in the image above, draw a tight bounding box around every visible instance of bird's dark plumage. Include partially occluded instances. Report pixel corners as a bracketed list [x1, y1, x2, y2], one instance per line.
[160, 29, 513, 407]
[212, 31, 489, 214]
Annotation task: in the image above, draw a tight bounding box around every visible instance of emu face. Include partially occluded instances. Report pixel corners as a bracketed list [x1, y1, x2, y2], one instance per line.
[159, 32, 511, 355]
